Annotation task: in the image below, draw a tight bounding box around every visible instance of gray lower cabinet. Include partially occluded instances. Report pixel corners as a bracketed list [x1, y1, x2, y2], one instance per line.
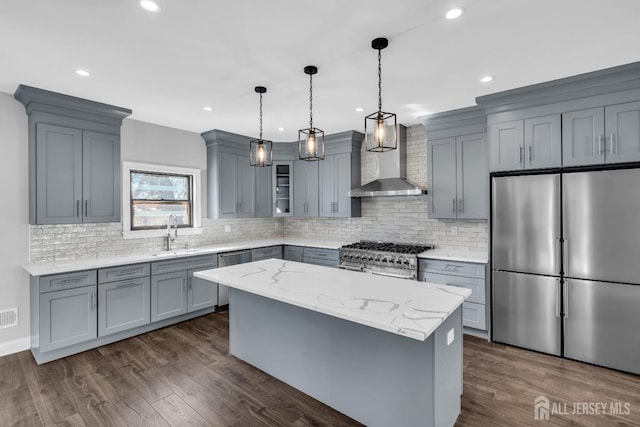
[419, 259, 488, 333]
[252, 245, 283, 261]
[563, 101, 640, 166]
[489, 115, 561, 172]
[188, 269, 218, 312]
[428, 133, 487, 219]
[303, 247, 339, 267]
[151, 271, 188, 322]
[293, 160, 319, 217]
[98, 277, 150, 337]
[284, 245, 304, 262]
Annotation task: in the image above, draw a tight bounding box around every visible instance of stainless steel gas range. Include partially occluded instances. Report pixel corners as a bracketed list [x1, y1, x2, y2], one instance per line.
[339, 241, 434, 280]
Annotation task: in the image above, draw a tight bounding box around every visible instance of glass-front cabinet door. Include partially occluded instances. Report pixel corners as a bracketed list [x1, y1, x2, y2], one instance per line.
[272, 161, 293, 216]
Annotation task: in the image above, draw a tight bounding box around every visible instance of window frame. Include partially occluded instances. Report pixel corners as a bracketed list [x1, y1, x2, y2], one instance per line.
[122, 161, 202, 239]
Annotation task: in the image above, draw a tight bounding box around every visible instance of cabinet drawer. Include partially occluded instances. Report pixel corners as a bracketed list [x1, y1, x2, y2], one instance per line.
[151, 254, 217, 275]
[98, 277, 150, 337]
[40, 270, 97, 293]
[251, 246, 283, 261]
[303, 247, 339, 267]
[419, 259, 485, 279]
[463, 302, 486, 330]
[421, 273, 485, 304]
[98, 263, 150, 283]
[284, 245, 304, 262]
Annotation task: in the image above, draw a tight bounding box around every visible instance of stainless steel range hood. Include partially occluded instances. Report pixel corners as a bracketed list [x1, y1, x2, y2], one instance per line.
[349, 125, 427, 197]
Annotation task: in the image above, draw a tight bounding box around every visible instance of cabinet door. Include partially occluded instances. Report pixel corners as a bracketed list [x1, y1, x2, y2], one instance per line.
[151, 271, 187, 322]
[428, 137, 457, 219]
[187, 270, 217, 312]
[524, 114, 562, 169]
[562, 107, 605, 167]
[334, 153, 353, 218]
[456, 133, 487, 219]
[98, 277, 150, 337]
[273, 162, 292, 216]
[237, 156, 256, 217]
[36, 123, 83, 224]
[293, 161, 307, 217]
[40, 285, 97, 352]
[255, 165, 272, 218]
[83, 131, 120, 223]
[488, 120, 524, 172]
[305, 161, 319, 217]
[284, 245, 304, 262]
[318, 155, 336, 217]
[218, 152, 238, 217]
[604, 101, 640, 164]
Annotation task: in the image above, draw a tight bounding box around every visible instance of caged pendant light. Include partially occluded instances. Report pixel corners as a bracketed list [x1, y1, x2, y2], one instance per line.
[365, 37, 397, 152]
[249, 86, 273, 167]
[298, 65, 325, 161]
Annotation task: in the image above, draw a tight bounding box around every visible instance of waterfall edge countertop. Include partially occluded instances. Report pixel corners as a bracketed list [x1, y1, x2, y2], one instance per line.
[194, 259, 471, 341]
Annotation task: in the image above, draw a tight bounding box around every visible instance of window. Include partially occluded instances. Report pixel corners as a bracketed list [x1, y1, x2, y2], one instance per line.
[122, 161, 202, 239]
[130, 171, 192, 230]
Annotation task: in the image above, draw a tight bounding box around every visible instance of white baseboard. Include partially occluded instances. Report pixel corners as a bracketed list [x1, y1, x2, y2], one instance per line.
[0, 337, 30, 358]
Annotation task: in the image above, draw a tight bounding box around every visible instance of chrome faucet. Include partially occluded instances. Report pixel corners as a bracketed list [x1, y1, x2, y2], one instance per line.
[166, 214, 178, 251]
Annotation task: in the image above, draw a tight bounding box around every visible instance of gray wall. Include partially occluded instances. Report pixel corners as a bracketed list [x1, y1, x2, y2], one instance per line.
[0, 92, 30, 354]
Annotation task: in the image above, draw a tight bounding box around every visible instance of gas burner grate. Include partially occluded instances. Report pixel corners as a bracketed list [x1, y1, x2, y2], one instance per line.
[341, 241, 433, 254]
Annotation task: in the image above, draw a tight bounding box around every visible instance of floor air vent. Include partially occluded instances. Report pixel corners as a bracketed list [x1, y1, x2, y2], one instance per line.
[0, 308, 18, 329]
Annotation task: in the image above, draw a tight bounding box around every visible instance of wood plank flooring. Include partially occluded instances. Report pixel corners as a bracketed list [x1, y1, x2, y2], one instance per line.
[2, 311, 640, 426]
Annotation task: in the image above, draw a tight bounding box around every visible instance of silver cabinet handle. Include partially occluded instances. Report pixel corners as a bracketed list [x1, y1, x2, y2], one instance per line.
[85, 200, 88, 217]
[183, 278, 187, 292]
[77, 200, 80, 217]
[519, 146, 523, 165]
[598, 135, 603, 155]
[335, 201, 338, 213]
[555, 279, 561, 318]
[115, 280, 140, 288]
[452, 198, 456, 213]
[188, 277, 193, 290]
[564, 281, 569, 319]
[528, 146, 533, 165]
[458, 199, 463, 213]
[610, 133, 615, 155]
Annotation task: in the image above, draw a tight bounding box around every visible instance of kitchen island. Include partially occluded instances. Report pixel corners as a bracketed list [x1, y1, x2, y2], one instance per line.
[194, 259, 471, 427]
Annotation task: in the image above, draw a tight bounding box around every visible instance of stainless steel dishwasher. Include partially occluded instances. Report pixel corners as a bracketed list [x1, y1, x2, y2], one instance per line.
[217, 250, 252, 307]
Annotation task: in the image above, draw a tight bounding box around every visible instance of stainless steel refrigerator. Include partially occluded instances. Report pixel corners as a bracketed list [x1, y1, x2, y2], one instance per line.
[492, 168, 640, 375]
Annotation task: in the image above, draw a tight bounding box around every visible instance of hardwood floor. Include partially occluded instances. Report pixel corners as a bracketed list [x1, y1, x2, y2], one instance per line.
[2, 311, 640, 426]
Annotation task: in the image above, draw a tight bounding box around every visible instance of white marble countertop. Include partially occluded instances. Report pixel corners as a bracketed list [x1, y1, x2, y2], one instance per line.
[418, 249, 488, 264]
[24, 238, 347, 276]
[195, 259, 471, 341]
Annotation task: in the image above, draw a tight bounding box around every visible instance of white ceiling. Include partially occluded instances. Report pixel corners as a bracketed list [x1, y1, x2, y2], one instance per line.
[1, 0, 639, 141]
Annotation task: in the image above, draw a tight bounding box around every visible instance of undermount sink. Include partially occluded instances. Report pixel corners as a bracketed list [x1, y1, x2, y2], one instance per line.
[151, 249, 201, 257]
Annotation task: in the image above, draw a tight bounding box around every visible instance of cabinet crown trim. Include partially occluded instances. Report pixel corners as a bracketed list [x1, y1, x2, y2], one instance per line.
[476, 61, 640, 115]
[14, 85, 132, 123]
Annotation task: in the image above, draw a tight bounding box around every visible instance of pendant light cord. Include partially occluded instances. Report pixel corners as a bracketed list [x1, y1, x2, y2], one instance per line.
[378, 48, 383, 113]
[309, 72, 314, 129]
[259, 92, 263, 140]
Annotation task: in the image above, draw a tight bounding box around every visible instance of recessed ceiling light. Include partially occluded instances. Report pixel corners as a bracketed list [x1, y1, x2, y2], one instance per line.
[75, 69, 90, 77]
[140, 1, 160, 12]
[203, 106, 213, 112]
[355, 107, 364, 112]
[277, 127, 285, 131]
[445, 8, 463, 20]
[480, 75, 494, 83]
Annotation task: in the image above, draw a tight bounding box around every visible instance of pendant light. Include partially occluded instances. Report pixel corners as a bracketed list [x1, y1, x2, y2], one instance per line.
[298, 65, 325, 161]
[365, 37, 397, 152]
[250, 86, 273, 167]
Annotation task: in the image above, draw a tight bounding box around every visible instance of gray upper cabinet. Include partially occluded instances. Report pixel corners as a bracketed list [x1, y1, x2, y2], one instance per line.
[255, 165, 272, 218]
[15, 85, 131, 225]
[564, 101, 640, 166]
[319, 153, 356, 218]
[34, 125, 120, 224]
[489, 115, 561, 172]
[422, 107, 488, 220]
[272, 161, 293, 216]
[293, 160, 319, 217]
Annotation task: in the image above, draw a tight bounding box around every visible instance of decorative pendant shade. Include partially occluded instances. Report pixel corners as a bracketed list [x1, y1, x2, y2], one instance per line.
[298, 65, 325, 161]
[250, 86, 273, 167]
[365, 37, 397, 152]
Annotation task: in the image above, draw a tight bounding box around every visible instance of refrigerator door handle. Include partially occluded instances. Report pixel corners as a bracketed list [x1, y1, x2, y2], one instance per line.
[563, 280, 569, 319]
[555, 237, 562, 275]
[555, 279, 561, 317]
[563, 238, 569, 275]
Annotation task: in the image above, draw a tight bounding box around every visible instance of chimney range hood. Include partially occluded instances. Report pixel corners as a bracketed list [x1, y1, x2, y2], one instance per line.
[349, 125, 427, 197]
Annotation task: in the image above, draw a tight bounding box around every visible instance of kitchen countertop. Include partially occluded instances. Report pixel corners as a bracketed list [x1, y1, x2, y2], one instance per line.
[418, 249, 488, 264]
[23, 238, 347, 276]
[195, 259, 471, 341]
